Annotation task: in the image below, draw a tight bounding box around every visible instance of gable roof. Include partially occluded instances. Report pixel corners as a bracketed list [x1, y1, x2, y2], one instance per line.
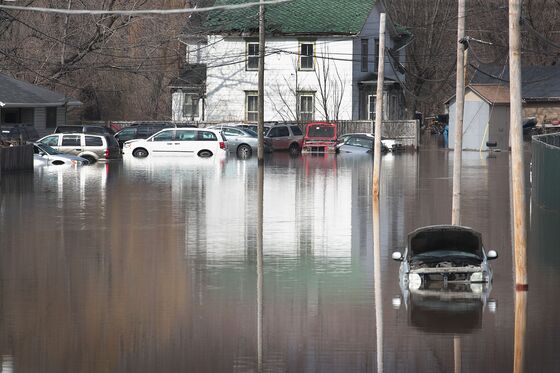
[0, 73, 81, 108]
[469, 84, 510, 104]
[204, 0, 378, 35]
[471, 64, 560, 101]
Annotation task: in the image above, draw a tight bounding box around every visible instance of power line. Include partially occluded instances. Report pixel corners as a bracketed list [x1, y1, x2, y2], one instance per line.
[0, 0, 293, 16]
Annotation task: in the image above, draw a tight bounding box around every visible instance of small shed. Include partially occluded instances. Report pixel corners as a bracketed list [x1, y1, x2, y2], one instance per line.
[446, 84, 510, 151]
[0, 73, 81, 136]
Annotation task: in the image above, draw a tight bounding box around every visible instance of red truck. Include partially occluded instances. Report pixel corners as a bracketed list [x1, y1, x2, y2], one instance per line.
[302, 122, 337, 153]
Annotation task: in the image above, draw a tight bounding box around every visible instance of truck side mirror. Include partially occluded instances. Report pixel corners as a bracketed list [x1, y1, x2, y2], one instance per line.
[392, 252, 403, 261]
[487, 250, 498, 260]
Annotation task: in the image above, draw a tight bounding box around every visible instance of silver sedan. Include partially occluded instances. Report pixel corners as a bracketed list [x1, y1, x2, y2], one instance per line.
[208, 125, 263, 158]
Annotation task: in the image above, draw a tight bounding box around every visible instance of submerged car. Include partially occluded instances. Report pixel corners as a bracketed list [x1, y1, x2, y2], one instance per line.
[337, 132, 403, 152]
[302, 122, 337, 153]
[207, 125, 270, 158]
[336, 133, 388, 154]
[33, 143, 89, 166]
[392, 225, 498, 291]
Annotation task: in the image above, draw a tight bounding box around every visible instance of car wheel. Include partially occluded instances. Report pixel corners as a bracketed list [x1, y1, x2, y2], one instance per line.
[289, 143, 300, 155]
[132, 148, 149, 158]
[82, 155, 96, 164]
[237, 144, 252, 159]
[198, 150, 213, 158]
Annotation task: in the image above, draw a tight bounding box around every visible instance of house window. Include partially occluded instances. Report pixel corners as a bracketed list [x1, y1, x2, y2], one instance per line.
[298, 92, 315, 123]
[247, 42, 259, 70]
[368, 95, 376, 120]
[361, 39, 369, 72]
[46, 107, 57, 128]
[246, 91, 258, 122]
[299, 42, 314, 70]
[373, 38, 380, 71]
[183, 93, 199, 119]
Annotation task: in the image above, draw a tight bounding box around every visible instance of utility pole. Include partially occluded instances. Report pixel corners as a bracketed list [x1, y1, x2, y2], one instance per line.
[257, 0, 265, 162]
[372, 14, 386, 373]
[373, 13, 386, 198]
[451, 0, 466, 226]
[508, 0, 528, 289]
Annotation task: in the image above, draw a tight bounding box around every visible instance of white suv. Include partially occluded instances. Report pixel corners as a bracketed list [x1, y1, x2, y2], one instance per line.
[123, 128, 227, 158]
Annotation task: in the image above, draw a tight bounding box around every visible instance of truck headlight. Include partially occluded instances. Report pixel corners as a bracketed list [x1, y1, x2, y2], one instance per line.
[408, 273, 422, 290]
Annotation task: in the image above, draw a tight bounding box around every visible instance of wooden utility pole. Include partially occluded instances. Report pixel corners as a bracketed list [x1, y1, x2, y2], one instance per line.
[373, 13, 386, 198]
[372, 14, 386, 373]
[257, 0, 265, 162]
[508, 0, 528, 289]
[451, 0, 466, 226]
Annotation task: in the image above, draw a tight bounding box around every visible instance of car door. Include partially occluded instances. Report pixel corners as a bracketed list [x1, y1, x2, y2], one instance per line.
[59, 134, 83, 155]
[175, 129, 198, 155]
[149, 130, 176, 154]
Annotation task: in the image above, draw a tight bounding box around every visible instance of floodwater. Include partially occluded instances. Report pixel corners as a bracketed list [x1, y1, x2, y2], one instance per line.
[0, 139, 558, 372]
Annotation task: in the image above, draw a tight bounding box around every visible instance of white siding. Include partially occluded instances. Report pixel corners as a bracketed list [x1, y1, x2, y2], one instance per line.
[205, 36, 354, 122]
[172, 91, 185, 121]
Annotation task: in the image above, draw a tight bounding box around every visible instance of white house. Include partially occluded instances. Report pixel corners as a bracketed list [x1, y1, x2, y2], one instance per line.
[171, 0, 410, 123]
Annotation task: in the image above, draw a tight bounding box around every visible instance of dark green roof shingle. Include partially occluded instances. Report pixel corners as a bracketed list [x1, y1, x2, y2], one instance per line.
[204, 0, 377, 35]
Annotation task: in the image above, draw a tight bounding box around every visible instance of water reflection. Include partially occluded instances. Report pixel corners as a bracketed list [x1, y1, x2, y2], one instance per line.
[0, 143, 557, 372]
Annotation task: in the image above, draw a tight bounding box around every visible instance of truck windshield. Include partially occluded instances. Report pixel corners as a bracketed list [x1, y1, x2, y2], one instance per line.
[308, 126, 334, 138]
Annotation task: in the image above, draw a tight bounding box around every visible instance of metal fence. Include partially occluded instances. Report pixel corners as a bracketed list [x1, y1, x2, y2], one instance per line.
[532, 133, 560, 210]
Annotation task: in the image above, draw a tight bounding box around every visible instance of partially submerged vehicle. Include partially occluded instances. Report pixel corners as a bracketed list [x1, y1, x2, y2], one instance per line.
[392, 225, 498, 290]
[302, 122, 337, 153]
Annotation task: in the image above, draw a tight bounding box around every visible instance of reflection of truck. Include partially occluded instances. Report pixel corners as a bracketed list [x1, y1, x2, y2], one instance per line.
[302, 122, 337, 153]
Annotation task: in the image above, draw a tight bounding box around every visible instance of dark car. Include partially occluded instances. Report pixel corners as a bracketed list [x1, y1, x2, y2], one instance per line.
[54, 125, 115, 135]
[0, 124, 40, 144]
[115, 124, 166, 148]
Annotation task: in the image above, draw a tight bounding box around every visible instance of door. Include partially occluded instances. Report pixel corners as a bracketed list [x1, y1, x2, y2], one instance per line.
[175, 129, 198, 155]
[267, 126, 290, 149]
[149, 130, 176, 154]
[59, 134, 83, 155]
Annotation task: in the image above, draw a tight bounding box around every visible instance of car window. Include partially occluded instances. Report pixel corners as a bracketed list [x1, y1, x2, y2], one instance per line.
[268, 127, 289, 137]
[40, 135, 59, 146]
[118, 128, 136, 138]
[61, 135, 81, 146]
[290, 126, 303, 136]
[347, 137, 372, 148]
[199, 131, 217, 141]
[176, 130, 197, 141]
[152, 131, 174, 141]
[85, 136, 103, 146]
[33, 145, 40, 154]
[105, 135, 119, 147]
[85, 127, 105, 134]
[223, 128, 243, 136]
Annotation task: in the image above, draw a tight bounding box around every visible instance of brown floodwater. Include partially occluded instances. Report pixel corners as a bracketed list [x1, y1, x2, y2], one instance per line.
[0, 138, 558, 372]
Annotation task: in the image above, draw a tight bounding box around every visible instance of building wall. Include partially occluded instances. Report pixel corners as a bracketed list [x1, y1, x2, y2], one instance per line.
[34, 107, 46, 135]
[204, 36, 355, 123]
[523, 102, 560, 124]
[448, 98, 490, 150]
[488, 105, 510, 151]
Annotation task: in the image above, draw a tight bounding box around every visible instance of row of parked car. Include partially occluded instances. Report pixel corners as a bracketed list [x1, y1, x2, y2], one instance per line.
[3, 121, 404, 167]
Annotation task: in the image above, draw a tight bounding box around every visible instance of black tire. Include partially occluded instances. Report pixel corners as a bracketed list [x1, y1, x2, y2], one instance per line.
[237, 144, 252, 158]
[289, 143, 300, 155]
[82, 155, 96, 164]
[198, 150, 213, 158]
[132, 148, 149, 158]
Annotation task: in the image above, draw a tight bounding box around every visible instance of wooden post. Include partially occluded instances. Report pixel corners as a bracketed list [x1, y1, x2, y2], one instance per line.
[508, 0, 528, 289]
[373, 13, 386, 198]
[256, 161, 264, 372]
[451, 0, 466, 226]
[257, 0, 265, 163]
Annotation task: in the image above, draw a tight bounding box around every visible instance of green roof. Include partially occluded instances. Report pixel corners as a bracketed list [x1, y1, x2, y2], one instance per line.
[204, 0, 377, 35]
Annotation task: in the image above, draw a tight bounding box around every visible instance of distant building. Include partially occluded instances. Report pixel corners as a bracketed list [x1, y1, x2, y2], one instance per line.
[170, 0, 411, 123]
[446, 65, 560, 151]
[0, 73, 81, 136]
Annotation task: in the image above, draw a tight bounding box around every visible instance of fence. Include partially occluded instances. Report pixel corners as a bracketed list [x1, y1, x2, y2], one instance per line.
[0, 145, 33, 175]
[532, 133, 560, 211]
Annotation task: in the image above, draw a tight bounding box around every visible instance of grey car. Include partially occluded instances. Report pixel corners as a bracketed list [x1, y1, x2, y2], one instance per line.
[392, 225, 498, 292]
[33, 143, 89, 166]
[37, 133, 122, 164]
[208, 125, 267, 158]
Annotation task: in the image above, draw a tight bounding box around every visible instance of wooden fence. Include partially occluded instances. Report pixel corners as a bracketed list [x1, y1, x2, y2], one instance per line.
[0, 145, 33, 175]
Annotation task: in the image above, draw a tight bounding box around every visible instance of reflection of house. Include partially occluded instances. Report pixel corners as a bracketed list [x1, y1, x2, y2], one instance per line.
[446, 65, 560, 151]
[0, 73, 81, 136]
[170, 0, 410, 123]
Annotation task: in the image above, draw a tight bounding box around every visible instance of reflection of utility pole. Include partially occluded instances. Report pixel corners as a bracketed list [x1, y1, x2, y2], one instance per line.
[256, 157, 265, 372]
[508, 0, 528, 290]
[257, 0, 265, 162]
[513, 290, 527, 373]
[454, 336, 461, 373]
[451, 0, 465, 225]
